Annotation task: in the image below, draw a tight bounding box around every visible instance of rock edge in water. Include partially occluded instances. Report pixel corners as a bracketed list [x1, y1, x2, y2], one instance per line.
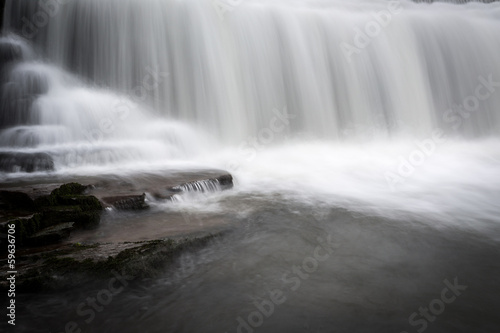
[0, 182, 103, 246]
[0, 233, 225, 292]
[0, 172, 234, 246]
[0, 171, 234, 291]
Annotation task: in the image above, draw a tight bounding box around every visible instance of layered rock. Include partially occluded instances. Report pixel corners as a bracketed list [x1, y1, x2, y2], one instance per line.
[0, 182, 103, 246]
[0, 170, 235, 292]
[0, 171, 234, 246]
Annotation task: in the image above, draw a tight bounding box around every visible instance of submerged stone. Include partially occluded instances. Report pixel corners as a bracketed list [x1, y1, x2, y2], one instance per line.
[0, 152, 55, 173]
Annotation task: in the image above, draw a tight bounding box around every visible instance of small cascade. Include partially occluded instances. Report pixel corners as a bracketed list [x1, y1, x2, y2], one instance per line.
[166, 175, 233, 203]
[172, 179, 223, 193]
[0, 35, 207, 175]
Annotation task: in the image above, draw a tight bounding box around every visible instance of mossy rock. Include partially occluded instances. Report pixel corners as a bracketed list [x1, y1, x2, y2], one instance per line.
[34, 183, 91, 209]
[52, 183, 88, 197]
[75, 211, 101, 229]
[33, 195, 58, 208]
[41, 205, 82, 224]
[3, 214, 44, 246]
[42, 206, 101, 229]
[0, 233, 226, 292]
[58, 195, 103, 211]
[33, 183, 103, 230]
[2, 183, 104, 248]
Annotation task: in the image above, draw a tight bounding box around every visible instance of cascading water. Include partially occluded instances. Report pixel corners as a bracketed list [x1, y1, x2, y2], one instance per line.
[1, 1, 500, 333]
[0, 36, 208, 174]
[3, 0, 500, 146]
[3, 0, 496, 222]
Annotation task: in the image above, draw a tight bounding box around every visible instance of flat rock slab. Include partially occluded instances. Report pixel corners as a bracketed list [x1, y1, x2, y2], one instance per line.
[0, 183, 63, 213]
[0, 169, 233, 210]
[0, 233, 225, 292]
[0, 169, 234, 243]
[87, 169, 233, 200]
[0, 170, 235, 291]
[71, 212, 232, 245]
[0, 183, 62, 200]
[101, 193, 148, 210]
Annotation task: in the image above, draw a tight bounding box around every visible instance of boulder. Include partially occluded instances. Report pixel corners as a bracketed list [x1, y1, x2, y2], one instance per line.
[0, 182, 103, 246]
[0, 152, 55, 173]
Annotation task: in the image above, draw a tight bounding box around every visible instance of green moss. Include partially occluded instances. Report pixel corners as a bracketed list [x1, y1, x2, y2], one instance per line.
[33, 195, 58, 208]
[5, 214, 44, 245]
[51, 183, 87, 197]
[34, 183, 99, 209]
[77, 211, 101, 229]
[73, 242, 97, 249]
[33, 183, 103, 232]
[58, 195, 103, 211]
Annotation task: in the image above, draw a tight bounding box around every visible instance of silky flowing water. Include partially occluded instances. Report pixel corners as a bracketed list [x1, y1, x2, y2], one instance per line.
[1, 0, 500, 332]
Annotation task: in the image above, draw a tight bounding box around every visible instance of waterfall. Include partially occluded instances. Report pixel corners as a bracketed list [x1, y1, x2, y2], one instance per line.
[2, 4, 500, 333]
[1, 0, 500, 174]
[3, 0, 500, 142]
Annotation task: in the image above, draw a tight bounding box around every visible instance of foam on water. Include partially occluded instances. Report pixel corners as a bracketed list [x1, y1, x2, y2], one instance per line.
[1, 0, 500, 233]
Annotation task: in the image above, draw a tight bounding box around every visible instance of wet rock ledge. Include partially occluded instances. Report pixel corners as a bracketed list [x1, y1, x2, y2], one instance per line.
[0, 171, 233, 291]
[1, 234, 225, 292]
[0, 182, 103, 247]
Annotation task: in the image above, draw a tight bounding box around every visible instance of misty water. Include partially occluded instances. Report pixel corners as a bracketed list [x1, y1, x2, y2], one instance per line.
[1, 0, 500, 332]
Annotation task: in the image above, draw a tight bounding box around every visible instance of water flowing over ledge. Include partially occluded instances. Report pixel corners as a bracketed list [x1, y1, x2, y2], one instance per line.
[0, 0, 499, 229]
[2, 0, 500, 147]
[1, 1, 500, 333]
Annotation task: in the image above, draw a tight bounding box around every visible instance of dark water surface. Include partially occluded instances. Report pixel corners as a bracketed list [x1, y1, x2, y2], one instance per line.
[8, 193, 500, 333]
